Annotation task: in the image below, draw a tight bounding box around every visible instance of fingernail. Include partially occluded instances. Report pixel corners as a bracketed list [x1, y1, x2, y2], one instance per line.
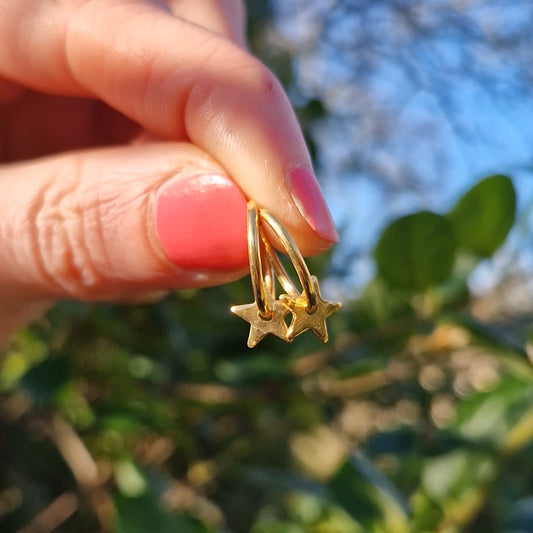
[155, 174, 248, 271]
[286, 167, 339, 242]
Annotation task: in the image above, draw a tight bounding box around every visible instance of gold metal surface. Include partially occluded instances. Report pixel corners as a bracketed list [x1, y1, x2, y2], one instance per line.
[231, 202, 341, 347]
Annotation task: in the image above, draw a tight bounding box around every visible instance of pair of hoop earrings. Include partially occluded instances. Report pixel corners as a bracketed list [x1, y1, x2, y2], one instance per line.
[231, 202, 341, 348]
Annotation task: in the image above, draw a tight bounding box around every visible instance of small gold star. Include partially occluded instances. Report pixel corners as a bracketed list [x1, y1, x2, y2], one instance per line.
[280, 276, 341, 342]
[231, 289, 291, 348]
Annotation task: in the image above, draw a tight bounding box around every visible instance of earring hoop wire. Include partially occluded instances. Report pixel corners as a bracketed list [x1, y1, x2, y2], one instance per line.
[247, 202, 274, 319]
[259, 232, 298, 298]
[258, 208, 317, 313]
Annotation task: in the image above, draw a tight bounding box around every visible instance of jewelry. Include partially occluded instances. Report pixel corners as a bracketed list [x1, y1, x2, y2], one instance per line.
[231, 201, 341, 347]
[230, 203, 291, 348]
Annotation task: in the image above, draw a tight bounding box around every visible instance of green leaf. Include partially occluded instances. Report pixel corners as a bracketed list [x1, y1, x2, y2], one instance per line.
[374, 211, 456, 290]
[446, 174, 516, 256]
[114, 459, 148, 498]
[19, 355, 71, 406]
[351, 277, 413, 333]
[421, 450, 495, 502]
[451, 375, 533, 448]
[416, 449, 496, 531]
[238, 466, 325, 497]
[115, 493, 208, 533]
[0, 328, 48, 390]
[328, 452, 409, 531]
[114, 466, 209, 533]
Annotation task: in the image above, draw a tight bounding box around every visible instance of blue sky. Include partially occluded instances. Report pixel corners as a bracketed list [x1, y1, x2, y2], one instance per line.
[269, 0, 533, 295]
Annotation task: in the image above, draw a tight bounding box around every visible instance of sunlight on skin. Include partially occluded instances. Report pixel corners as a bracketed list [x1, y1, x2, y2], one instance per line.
[0, 0, 338, 345]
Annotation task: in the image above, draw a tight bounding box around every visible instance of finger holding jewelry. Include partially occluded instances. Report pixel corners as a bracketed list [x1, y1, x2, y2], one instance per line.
[0, 0, 338, 255]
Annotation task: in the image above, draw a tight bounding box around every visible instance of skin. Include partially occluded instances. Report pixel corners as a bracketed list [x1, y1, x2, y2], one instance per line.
[0, 0, 336, 344]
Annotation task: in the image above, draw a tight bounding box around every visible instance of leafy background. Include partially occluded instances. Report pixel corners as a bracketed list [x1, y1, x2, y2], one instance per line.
[2, 2, 533, 532]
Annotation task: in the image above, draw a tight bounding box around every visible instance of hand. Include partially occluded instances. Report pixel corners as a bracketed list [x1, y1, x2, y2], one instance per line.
[0, 0, 338, 344]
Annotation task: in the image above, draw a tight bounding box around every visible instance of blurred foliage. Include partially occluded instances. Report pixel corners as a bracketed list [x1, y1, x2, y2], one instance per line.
[3, 2, 533, 533]
[2, 170, 532, 532]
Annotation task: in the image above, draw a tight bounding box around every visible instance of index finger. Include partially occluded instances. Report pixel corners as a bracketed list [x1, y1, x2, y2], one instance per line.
[0, 0, 338, 254]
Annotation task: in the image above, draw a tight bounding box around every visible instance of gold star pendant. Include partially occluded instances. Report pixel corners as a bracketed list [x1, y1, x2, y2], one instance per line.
[280, 276, 341, 342]
[231, 289, 291, 348]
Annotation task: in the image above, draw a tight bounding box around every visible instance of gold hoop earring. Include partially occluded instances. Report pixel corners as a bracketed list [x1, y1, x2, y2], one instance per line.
[258, 208, 341, 343]
[230, 202, 292, 348]
[231, 201, 341, 347]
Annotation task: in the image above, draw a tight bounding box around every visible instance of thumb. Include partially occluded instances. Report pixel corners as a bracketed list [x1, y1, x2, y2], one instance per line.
[0, 142, 248, 302]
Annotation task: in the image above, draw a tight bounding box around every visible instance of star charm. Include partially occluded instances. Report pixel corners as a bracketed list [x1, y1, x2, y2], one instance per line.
[231, 289, 291, 348]
[280, 276, 342, 342]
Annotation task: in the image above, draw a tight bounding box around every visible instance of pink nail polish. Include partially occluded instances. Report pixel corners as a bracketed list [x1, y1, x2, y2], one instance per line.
[155, 174, 248, 271]
[286, 167, 339, 242]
